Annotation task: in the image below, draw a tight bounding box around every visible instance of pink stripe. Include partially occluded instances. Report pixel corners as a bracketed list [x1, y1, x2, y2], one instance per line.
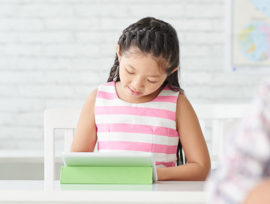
[95, 106, 175, 121]
[96, 123, 179, 137]
[153, 95, 178, 103]
[97, 92, 178, 103]
[97, 91, 178, 103]
[98, 82, 178, 103]
[98, 141, 177, 154]
[96, 91, 117, 100]
[104, 82, 114, 86]
[156, 161, 176, 167]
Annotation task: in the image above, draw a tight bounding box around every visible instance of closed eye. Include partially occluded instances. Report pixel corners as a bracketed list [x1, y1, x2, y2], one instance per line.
[126, 68, 134, 74]
[147, 79, 158, 83]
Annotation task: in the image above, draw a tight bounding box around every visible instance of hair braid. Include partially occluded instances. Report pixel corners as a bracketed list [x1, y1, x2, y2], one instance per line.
[107, 54, 120, 82]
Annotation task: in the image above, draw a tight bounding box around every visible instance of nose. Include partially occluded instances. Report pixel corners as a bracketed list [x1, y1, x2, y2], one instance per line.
[131, 76, 144, 91]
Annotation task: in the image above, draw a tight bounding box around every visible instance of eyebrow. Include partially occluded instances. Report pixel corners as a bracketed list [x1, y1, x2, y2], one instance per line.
[127, 64, 161, 78]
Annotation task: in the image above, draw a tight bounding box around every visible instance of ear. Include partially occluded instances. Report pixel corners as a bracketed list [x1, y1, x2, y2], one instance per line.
[170, 67, 178, 75]
[116, 44, 121, 61]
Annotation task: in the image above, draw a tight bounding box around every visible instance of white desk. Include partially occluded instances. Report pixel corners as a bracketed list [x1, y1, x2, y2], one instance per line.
[0, 180, 206, 203]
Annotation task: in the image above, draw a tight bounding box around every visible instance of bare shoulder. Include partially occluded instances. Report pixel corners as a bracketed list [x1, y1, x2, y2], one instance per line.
[87, 88, 98, 106]
[82, 88, 98, 113]
[176, 93, 196, 117]
[175, 92, 200, 132]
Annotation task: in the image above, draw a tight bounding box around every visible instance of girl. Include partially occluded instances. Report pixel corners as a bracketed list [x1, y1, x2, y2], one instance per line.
[71, 17, 210, 181]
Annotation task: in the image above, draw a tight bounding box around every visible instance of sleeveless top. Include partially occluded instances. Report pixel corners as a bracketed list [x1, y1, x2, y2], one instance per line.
[94, 81, 180, 168]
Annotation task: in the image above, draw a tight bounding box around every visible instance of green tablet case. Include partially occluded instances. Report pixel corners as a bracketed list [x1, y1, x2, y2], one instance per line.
[60, 166, 153, 184]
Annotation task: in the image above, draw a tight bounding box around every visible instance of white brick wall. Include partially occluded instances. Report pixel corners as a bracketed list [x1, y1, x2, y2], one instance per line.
[0, 0, 268, 152]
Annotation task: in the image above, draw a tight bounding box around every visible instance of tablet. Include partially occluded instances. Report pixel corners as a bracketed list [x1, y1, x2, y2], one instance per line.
[62, 152, 158, 181]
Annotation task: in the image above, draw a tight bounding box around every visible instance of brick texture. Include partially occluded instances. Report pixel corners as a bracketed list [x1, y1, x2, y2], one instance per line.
[0, 0, 267, 151]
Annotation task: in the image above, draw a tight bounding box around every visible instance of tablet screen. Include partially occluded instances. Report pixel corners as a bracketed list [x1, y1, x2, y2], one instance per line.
[62, 152, 154, 167]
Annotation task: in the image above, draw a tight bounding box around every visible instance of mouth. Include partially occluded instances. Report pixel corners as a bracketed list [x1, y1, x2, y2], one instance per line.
[128, 87, 142, 96]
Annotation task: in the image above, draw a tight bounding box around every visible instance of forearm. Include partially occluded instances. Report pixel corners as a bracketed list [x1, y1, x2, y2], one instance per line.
[157, 163, 210, 181]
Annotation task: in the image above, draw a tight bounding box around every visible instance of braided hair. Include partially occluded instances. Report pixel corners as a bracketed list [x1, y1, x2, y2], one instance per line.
[107, 17, 185, 165]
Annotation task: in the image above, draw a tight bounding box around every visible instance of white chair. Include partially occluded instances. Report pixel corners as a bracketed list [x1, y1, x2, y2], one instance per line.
[44, 108, 80, 189]
[43, 104, 248, 186]
[193, 104, 248, 168]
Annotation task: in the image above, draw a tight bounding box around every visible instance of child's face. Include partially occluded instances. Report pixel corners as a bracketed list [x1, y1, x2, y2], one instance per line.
[118, 48, 167, 100]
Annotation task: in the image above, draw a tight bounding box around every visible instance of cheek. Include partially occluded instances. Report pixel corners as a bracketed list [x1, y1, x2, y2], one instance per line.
[118, 67, 125, 79]
[146, 82, 163, 92]
[148, 78, 166, 91]
[119, 68, 130, 83]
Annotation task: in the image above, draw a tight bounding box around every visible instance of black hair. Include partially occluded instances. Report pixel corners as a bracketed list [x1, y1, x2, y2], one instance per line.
[107, 17, 185, 165]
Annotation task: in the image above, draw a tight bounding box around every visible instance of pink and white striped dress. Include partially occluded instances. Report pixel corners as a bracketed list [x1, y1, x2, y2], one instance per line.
[94, 81, 180, 168]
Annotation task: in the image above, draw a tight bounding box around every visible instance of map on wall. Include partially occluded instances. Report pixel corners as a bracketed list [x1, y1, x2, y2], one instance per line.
[231, 0, 270, 71]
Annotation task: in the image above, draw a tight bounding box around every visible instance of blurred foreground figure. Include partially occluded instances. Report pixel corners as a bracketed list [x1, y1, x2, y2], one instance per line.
[206, 80, 270, 204]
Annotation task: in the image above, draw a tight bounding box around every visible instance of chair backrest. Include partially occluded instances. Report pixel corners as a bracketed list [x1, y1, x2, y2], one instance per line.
[193, 104, 248, 168]
[44, 108, 80, 188]
[43, 104, 248, 186]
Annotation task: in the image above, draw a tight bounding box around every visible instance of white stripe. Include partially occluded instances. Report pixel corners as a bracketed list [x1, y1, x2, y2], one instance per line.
[98, 84, 115, 93]
[159, 91, 179, 97]
[97, 132, 179, 146]
[95, 114, 176, 129]
[95, 98, 177, 112]
[97, 149, 177, 162]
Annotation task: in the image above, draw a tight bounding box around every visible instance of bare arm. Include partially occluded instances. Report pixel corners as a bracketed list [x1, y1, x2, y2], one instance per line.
[243, 179, 270, 204]
[70, 89, 97, 152]
[157, 94, 211, 181]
